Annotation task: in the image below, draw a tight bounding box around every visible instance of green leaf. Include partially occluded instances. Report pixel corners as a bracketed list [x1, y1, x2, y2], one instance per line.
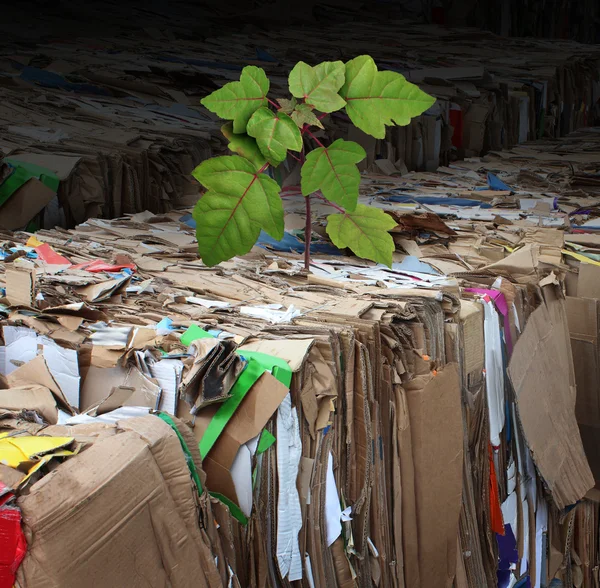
[246, 107, 303, 165]
[277, 97, 297, 114]
[288, 61, 346, 113]
[326, 204, 397, 267]
[340, 55, 435, 139]
[221, 122, 266, 170]
[301, 139, 366, 210]
[291, 103, 324, 129]
[201, 66, 269, 133]
[192, 155, 284, 266]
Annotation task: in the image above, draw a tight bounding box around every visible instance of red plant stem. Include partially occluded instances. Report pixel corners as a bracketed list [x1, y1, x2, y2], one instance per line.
[304, 128, 325, 148]
[304, 194, 311, 271]
[267, 97, 280, 109]
[315, 192, 345, 212]
[317, 113, 328, 121]
[257, 162, 270, 173]
[289, 152, 302, 163]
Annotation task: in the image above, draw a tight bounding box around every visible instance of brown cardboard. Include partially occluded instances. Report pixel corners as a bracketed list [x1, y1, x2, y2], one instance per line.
[17, 417, 221, 588]
[5, 264, 36, 307]
[76, 275, 131, 302]
[7, 354, 71, 411]
[459, 300, 485, 382]
[405, 363, 464, 588]
[0, 384, 58, 424]
[0, 178, 56, 230]
[79, 365, 129, 411]
[238, 337, 314, 371]
[566, 296, 600, 483]
[202, 371, 288, 507]
[509, 295, 595, 509]
[95, 386, 136, 414]
[577, 263, 600, 299]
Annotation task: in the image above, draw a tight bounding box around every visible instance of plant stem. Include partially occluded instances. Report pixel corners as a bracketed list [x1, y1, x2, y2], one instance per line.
[315, 192, 345, 212]
[304, 128, 325, 148]
[267, 97, 280, 109]
[257, 162, 270, 173]
[304, 194, 311, 271]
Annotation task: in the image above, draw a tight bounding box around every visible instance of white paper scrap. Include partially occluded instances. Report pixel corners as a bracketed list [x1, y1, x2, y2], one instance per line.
[276, 393, 303, 581]
[241, 304, 301, 324]
[66, 406, 150, 425]
[481, 299, 505, 445]
[325, 450, 343, 547]
[43, 344, 81, 409]
[341, 506, 353, 522]
[230, 433, 261, 517]
[150, 358, 184, 415]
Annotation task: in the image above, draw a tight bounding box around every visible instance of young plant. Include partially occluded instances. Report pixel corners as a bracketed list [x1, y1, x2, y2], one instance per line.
[193, 55, 435, 269]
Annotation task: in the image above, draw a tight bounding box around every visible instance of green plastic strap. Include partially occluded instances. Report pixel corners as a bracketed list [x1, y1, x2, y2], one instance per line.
[181, 324, 214, 347]
[209, 492, 248, 525]
[257, 429, 276, 454]
[157, 412, 203, 493]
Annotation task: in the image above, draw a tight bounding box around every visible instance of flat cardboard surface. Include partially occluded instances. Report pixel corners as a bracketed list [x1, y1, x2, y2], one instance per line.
[17, 417, 220, 588]
[509, 295, 594, 509]
[406, 363, 464, 588]
[566, 296, 600, 483]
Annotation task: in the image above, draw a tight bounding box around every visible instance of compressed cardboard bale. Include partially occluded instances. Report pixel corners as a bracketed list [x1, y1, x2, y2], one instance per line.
[16, 416, 220, 588]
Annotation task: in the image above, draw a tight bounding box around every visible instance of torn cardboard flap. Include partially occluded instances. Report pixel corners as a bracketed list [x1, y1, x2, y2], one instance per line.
[202, 371, 289, 509]
[509, 295, 594, 509]
[184, 338, 245, 410]
[7, 354, 72, 413]
[238, 338, 314, 371]
[0, 384, 58, 424]
[76, 275, 131, 303]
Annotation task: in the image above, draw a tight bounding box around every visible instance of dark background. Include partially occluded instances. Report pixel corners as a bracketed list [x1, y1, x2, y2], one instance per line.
[1, 0, 598, 44]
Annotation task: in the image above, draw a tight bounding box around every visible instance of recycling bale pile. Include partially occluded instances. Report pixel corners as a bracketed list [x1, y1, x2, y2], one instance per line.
[1, 19, 600, 230]
[2, 128, 600, 587]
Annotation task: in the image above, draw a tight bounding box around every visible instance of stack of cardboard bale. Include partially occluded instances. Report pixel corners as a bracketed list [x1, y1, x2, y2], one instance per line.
[1, 20, 600, 229]
[1, 128, 600, 587]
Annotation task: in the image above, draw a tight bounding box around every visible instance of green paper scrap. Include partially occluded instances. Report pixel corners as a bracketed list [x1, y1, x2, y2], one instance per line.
[0, 158, 60, 207]
[256, 429, 276, 454]
[157, 412, 203, 493]
[236, 350, 292, 388]
[198, 351, 291, 460]
[199, 357, 264, 459]
[180, 324, 214, 347]
[209, 492, 248, 525]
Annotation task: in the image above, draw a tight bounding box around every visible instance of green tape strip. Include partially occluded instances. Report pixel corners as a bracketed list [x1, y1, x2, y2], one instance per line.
[157, 412, 203, 493]
[209, 492, 248, 525]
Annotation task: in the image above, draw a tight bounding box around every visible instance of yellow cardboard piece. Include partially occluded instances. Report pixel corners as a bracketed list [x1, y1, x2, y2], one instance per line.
[0, 434, 74, 468]
[26, 235, 44, 247]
